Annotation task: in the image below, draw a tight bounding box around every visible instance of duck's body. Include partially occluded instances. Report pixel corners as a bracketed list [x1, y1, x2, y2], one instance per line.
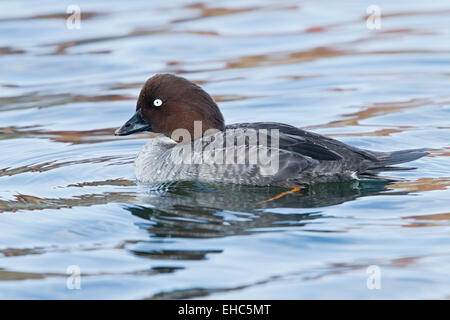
[115, 74, 428, 187]
[134, 122, 427, 187]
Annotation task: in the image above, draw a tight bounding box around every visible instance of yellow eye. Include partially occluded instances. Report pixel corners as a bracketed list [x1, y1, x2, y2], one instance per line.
[153, 99, 163, 107]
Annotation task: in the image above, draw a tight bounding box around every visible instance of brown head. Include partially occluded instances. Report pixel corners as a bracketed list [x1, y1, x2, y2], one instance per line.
[114, 74, 225, 142]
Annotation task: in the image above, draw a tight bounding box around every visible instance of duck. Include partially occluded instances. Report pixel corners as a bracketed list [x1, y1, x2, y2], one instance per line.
[114, 73, 428, 188]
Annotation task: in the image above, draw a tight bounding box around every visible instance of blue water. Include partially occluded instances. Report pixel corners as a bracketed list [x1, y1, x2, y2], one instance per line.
[0, 0, 449, 299]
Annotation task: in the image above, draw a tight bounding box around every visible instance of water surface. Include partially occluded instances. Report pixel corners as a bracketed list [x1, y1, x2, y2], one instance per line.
[0, 0, 449, 299]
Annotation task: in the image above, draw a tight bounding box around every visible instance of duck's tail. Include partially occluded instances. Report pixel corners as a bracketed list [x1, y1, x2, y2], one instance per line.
[364, 148, 429, 173]
[375, 148, 429, 166]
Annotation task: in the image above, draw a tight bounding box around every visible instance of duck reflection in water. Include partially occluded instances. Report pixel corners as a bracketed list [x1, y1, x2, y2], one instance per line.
[124, 179, 399, 239]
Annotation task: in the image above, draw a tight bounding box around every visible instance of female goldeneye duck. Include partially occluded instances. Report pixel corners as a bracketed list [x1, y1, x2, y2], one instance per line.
[114, 73, 428, 188]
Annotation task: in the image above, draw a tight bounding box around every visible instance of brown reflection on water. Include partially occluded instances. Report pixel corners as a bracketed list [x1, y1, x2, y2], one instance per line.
[428, 147, 450, 158]
[389, 177, 450, 193]
[31, 12, 101, 21]
[174, 3, 259, 24]
[47, 28, 169, 55]
[0, 155, 124, 177]
[66, 179, 134, 188]
[0, 270, 46, 281]
[0, 92, 132, 112]
[226, 47, 348, 69]
[402, 212, 450, 228]
[0, 47, 25, 55]
[1, 126, 160, 148]
[0, 264, 183, 282]
[109, 82, 144, 90]
[404, 212, 450, 221]
[1, 127, 117, 144]
[327, 128, 405, 137]
[367, 8, 450, 20]
[0, 10, 102, 23]
[0, 190, 136, 213]
[306, 98, 434, 130]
